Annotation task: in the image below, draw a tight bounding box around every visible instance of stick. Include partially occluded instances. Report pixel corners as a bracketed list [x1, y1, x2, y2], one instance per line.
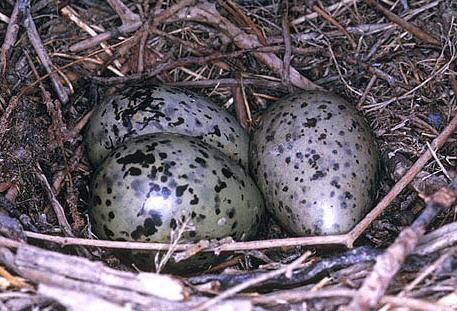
[24, 4, 69, 103]
[346, 178, 457, 310]
[194, 251, 312, 310]
[0, 0, 29, 77]
[364, 0, 440, 46]
[346, 110, 457, 246]
[173, 1, 322, 91]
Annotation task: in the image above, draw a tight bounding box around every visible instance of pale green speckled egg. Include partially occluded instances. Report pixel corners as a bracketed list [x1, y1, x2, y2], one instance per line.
[90, 133, 264, 244]
[85, 85, 250, 169]
[250, 91, 379, 236]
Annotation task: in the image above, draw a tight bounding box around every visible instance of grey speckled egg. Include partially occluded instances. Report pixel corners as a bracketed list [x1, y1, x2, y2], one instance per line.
[90, 133, 264, 244]
[85, 85, 249, 169]
[249, 91, 379, 236]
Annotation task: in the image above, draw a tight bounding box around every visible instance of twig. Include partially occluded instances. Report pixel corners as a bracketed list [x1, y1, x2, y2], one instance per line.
[366, 45, 455, 110]
[273, 0, 441, 46]
[426, 142, 451, 180]
[239, 78, 253, 127]
[0, 182, 12, 192]
[24, 49, 79, 232]
[415, 222, 457, 255]
[61, 6, 122, 70]
[312, 3, 357, 49]
[0, 10, 11, 24]
[364, 0, 440, 46]
[67, 109, 94, 140]
[357, 75, 377, 109]
[204, 255, 244, 273]
[346, 179, 457, 311]
[194, 251, 312, 311]
[24, 230, 348, 251]
[281, 3, 292, 90]
[252, 288, 454, 310]
[346, 109, 457, 246]
[400, 250, 453, 295]
[24, 4, 69, 103]
[327, 42, 361, 95]
[188, 247, 380, 290]
[291, 0, 359, 25]
[91, 45, 312, 86]
[23, 49, 69, 152]
[450, 70, 457, 96]
[152, 0, 194, 26]
[91, 59, 176, 85]
[22, 215, 457, 256]
[70, 0, 194, 53]
[166, 78, 287, 89]
[172, 240, 210, 263]
[217, 0, 267, 45]
[347, 57, 400, 87]
[363, 0, 442, 60]
[0, 236, 21, 249]
[137, 24, 149, 73]
[148, 27, 206, 55]
[380, 296, 453, 311]
[0, 266, 32, 289]
[156, 217, 192, 273]
[173, 1, 322, 91]
[231, 81, 250, 130]
[35, 165, 73, 237]
[0, 0, 29, 78]
[106, 0, 140, 24]
[147, 26, 231, 72]
[4, 242, 189, 304]
[69, 20, 142, 52]
[52, 145, 85, 195]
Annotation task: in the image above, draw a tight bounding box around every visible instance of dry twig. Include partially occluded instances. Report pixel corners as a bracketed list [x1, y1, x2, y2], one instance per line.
[346, 110, 457, 246]
[281, 3, 292, 90]
[364, 0, 441, 46]
[252, 288, 454, 310]
[35, 165, 73, 237]
[347, 178, 457, 310]
[24, 4, 69, 103]
[0, 0, 29, 78]
[312, 3, 357, 49]
[231, 81, 250, 130]
[106, 0, 140, 24]
[194, 251, 312, 310]
[173, 1, 322, 91]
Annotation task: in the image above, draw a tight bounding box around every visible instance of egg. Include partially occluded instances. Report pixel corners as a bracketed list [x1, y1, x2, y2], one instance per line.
[249, 91, 379, 236]
[89, 133, 264, 245]
[85, 85, 249, 169]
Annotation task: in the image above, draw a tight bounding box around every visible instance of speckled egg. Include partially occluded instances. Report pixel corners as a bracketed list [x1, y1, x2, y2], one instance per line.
[250, 91, 379, 236]
[85, 85, 249, 168]
[90, 133, 264, 244]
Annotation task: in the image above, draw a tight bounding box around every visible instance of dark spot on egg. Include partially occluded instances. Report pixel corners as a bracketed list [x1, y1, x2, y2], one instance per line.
[303, 118, 317, 128]
[221, 167, 233, 178]
[175, 184, 189, 197]
[195, 157, 207, 167]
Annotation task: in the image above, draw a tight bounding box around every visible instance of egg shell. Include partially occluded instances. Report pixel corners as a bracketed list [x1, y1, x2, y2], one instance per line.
[249, 91, 379, 236]
[90, 133, 264, 243]
[85, 85, 249, 169]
